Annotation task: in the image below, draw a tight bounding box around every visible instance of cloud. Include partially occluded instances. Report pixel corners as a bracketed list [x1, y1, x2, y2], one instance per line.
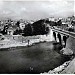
[21, 7, 26, 11]
[0, 0, 74, 20]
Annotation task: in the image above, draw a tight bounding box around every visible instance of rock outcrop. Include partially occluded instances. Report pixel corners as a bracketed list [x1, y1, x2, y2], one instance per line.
[60, 48, 73, 56]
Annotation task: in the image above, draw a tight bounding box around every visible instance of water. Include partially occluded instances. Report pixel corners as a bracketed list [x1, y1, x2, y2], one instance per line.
[0, 42, 70, 74]
[0, 28, 72, 74]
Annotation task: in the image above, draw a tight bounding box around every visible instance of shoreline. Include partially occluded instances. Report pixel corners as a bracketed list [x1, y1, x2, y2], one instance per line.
[0, 34, 53, 49]
[0, 37, 52, 50]
[41, 60, 71, 74]
[41, 56, 75, 74]
[0, 40, 47, 50]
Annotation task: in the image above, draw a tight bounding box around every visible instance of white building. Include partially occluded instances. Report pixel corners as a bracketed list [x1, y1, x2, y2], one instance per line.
[49, 17, 55, 21]
[7, 27, 15, 35]
[19, 23, 25, 30]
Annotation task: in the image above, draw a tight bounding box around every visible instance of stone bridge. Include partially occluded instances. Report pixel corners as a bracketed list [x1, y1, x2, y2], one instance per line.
[50, 27, 75, 55]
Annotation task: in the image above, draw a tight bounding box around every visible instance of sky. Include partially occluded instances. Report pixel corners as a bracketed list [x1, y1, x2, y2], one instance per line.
[0, 0, 74, 20]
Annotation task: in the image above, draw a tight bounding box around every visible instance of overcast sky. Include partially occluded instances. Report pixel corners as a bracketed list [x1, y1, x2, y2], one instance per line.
[0, 0, 74, 20]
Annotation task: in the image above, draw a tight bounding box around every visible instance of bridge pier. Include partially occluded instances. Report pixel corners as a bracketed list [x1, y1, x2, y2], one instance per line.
[52, 31, 69, 48]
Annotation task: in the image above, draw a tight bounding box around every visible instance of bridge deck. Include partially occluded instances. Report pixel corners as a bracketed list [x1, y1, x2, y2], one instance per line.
[51, 27, 75, 39]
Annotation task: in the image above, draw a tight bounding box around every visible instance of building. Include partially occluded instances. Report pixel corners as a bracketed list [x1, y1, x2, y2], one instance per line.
[7, 27, 15, 35]
[19, 22, 25, 30]
[0, 33, 5, 40]
[49, 17, 55, 21]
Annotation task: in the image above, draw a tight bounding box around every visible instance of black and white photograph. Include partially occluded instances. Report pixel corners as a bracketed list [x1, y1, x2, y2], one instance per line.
[0, 0, 75, 74]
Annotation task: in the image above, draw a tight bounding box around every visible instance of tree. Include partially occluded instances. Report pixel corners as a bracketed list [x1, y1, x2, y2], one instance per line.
[16, 21, 20, 27]
[23, 19, 50, 36]
[32, 19, 48, 35]
[57, 20, 62, 26]
[23, 24, 33, 36]
[71, 20, 75, 26]
[1, 25, 8, 35]
[13, 27, 22, 35]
